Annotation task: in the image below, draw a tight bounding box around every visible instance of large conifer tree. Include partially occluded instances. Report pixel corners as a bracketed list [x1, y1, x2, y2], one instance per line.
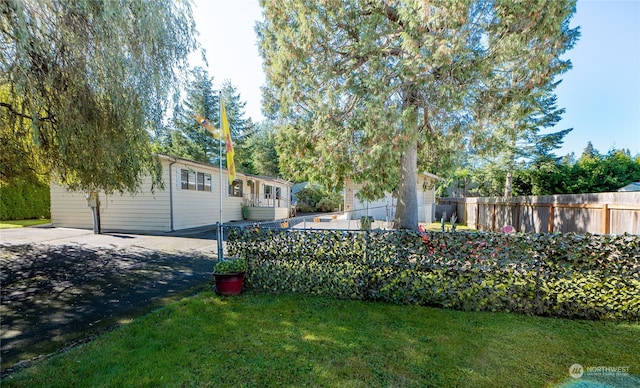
[258, 0, 579, 229]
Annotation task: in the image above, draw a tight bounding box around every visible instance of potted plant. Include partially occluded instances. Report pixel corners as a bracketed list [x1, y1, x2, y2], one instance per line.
[213, 257, 247, 296]
[360, 215, 372, 230]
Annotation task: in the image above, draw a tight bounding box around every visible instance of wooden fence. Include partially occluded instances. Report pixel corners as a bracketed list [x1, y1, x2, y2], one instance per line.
[437, 192, 640, 235]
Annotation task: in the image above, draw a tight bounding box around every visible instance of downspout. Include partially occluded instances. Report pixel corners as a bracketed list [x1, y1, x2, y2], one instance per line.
[168, 157, 177, 232]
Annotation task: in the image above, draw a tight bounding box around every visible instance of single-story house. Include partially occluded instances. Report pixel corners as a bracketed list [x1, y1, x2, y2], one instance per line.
[50, 154, 292, 233]
[343, 172, 441, 223]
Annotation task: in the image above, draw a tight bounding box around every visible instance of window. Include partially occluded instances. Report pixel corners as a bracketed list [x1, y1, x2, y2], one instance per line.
[204, 173, 212, 191]
[197, 172, 204, 191]
[229, 180, 243, 197]
[181, 169, 210, 191]
[181, 169, 195, 190]
[197, 172, 209, 191]
[265, 185, 273, 199]
[181, 169, 188, 189]
[187, 171, 196, 190]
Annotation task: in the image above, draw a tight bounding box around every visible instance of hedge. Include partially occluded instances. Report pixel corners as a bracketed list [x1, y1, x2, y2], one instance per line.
[0, 179, 50, 220]
[227, 228, 640, 321]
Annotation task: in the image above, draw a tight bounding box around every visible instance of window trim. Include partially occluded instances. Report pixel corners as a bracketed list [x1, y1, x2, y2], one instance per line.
[181, 168, 212, 192]
[229, 179, 243, 197]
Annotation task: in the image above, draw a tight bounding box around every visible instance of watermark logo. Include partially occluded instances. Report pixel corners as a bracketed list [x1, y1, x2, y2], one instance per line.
[569, 363, 630, 379]
[569, 364, 584, 379]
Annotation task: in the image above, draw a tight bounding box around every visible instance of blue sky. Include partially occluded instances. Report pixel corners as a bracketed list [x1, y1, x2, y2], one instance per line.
[192, 0, 640, 158]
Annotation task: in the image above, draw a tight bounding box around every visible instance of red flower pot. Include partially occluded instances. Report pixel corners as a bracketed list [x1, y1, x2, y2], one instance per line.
[213, 272, 245, 295]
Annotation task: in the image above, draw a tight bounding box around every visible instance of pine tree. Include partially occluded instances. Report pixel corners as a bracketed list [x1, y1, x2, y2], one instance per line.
[258, 0, 579, 228]
[157, 69, 254, 171]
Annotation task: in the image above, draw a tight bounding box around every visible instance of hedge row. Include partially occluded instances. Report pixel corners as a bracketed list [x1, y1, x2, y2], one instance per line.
[0, 179, 50, 220]
[227, 228, 640, 321]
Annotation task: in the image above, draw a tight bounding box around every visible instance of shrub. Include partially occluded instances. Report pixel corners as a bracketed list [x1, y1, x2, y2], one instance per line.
[213, 258, 248, 274]
[0, 177, 51, 220]
[227, 228, 640, 321]
[295, 186, 341, 213]
[316, 192, 342, 212]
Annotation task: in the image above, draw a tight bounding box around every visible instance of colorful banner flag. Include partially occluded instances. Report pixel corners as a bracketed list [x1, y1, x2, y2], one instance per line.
[195, 113, 220, 139]
[221, 100, 236, 182]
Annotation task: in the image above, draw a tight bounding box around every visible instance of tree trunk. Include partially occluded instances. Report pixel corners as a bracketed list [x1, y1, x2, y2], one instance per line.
[394, 87, 420, 230]
[394, 137, 419, 229]
[504, 129, 516, 197]
[504, 170, 513, 197]
[89, 193, 101, 234]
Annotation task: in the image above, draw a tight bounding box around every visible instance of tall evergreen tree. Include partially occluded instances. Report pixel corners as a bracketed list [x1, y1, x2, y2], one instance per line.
[158, 71, 253, 171]
[220, 80, 254, 172]
[258, 0, 579, 229]
[470, 81, 573, 197]
[160, 67, 219, 163]
[253, 126, 281, 177]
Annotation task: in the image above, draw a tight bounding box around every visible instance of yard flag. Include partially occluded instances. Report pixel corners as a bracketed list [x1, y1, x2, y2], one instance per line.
[195, 113, 220, 139]
[220, 100, 236, 182]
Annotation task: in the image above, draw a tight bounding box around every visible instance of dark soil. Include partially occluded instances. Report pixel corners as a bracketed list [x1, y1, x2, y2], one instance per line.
[0, 243, 215, 375]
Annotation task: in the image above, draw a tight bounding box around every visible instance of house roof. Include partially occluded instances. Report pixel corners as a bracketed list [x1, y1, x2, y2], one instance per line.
[618, 182, 640, 192]
[157, 154, 292, 186]
[421, 172, 443, 181]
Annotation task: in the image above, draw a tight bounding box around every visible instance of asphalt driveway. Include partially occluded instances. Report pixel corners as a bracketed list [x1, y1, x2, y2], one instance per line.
[0, 227, 219, 374]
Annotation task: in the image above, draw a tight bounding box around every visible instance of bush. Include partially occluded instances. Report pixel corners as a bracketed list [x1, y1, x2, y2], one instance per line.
[227, 228, 640, 321]
[316, 192, 342, 212]
[295, 186, 341, 213]
[0, 177, 51, 220]
[213, 258, 248, 274]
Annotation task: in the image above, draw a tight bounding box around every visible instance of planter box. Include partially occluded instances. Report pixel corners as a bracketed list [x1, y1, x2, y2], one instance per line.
[213, 272, 245, 295]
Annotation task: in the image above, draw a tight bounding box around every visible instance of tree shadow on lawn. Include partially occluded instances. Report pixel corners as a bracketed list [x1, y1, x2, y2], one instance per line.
[0, 243, 216, 373]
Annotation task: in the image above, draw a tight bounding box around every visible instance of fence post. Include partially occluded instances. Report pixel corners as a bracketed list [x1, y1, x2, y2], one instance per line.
[548, 204, 554, 233]
[602, 204, 610, 234]
[475, 202, 480, 230]
[492, 203, 497, 231]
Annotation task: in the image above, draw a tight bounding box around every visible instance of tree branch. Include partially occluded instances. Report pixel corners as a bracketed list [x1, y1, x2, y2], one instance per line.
[0, 102, 56, 122]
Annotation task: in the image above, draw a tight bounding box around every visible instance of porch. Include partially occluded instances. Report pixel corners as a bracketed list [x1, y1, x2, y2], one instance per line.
[242, 178, 291, 221]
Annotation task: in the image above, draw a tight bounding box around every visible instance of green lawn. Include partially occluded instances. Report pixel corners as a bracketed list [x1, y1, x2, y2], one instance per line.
[0, 219, 51, 229]
[3, 292, 638, 387]
[423, 221, 473, 231]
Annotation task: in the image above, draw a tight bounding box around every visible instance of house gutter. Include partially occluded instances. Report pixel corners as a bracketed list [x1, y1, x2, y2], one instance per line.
[168, 157, 177, 232]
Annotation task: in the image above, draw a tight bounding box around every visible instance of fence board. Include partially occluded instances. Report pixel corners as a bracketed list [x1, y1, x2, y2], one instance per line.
[438, 192, 640, 235]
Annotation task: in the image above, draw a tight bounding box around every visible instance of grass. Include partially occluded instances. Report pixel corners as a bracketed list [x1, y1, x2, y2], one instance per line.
[3, 292, 638, 387]
[0, 219, 50, 229]
[423, 221, 473, 231]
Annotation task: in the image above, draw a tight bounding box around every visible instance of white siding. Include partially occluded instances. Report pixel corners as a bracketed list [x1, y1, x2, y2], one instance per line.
[344, 175, 438, 223]
[245, 207, 289, 221]
[173, 164, 216, 230]
[50, 184, 94, 229]
[417, 175, 437, 223]
[100, 173, 171, 232]
[50, 156, 288, 232]
[172, 163, 244, 229]
[51, 169, 171, 232]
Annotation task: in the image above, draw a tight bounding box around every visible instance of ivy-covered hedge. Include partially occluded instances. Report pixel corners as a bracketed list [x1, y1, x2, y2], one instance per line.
[0, 178, 51, 220]
[227, 228, 640, 321]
